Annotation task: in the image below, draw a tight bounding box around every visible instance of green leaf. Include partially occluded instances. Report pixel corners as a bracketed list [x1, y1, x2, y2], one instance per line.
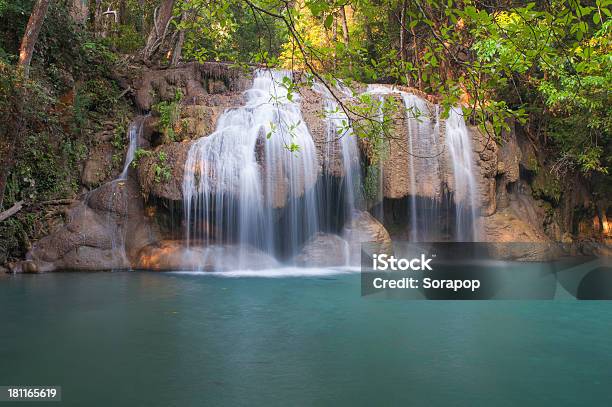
[324, 14, 333, 30]
[593, 13, 600, 24]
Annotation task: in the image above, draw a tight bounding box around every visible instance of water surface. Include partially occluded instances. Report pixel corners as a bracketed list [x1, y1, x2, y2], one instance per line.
[1, 272, 611, 406]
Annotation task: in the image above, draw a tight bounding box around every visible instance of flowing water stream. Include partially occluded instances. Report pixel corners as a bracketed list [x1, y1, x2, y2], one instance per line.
[445, 106, 481, 240]
[366, 84, 480, 242]
[180, 72, 482, 270]
[183, 70, 320, 266]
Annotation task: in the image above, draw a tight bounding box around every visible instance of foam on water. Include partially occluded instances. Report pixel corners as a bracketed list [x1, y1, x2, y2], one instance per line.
[171, 266, 360, 278]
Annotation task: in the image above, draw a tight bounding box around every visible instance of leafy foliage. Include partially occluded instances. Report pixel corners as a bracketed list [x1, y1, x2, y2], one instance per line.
[132, 148, 172, 183]
[152, 89, 182, 142]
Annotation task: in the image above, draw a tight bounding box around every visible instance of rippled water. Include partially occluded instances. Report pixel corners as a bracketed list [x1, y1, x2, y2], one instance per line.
[1, 272, 611, 406]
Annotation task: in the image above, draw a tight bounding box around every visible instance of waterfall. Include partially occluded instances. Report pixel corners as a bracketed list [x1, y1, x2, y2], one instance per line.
[183, 70, 320, 266]
[445, 106, 480, 241]
[400, 93, 444, 241]
[119, 118, 144, 180]
[112, 117, 144, 265]
[82, 116, 144, 271]
[364, 85, 479, 242]
[312, 82, 362, 229]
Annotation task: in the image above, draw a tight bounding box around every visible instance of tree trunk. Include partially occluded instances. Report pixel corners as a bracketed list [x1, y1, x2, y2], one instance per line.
[171, 24, 185, 65]
[0, 201, 24, 223]
[143, 0, 176, 61]
[170, 4, 186, 65]
[18, 0, 51, 78]
[329, 12, 337, 69]
[137, 0, 145, 32]
[399, 0, 407, 61]
[409, 14, 421, 88]
[339, 6, 349, 45]
[119, 0, 127, 25]
[4, 0, 49, 205]
[88, 0, 97, 31]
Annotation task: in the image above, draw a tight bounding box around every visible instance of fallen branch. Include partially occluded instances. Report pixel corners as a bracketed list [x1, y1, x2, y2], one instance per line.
[116, 86, 132, 100]
[0, 201, 24, 222]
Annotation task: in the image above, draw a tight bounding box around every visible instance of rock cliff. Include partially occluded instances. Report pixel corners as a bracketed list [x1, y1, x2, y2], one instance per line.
[12, 63, 610, 272]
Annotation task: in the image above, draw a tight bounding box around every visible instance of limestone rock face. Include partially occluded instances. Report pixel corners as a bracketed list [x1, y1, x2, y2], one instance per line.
[470, 125, 499, 216]
[135, 241, 279, 271]
[494, 126, 521, 210]
[179, 105, 224, 140]
[483, 200, 551, 260]
[24, 177, 160, 272]
[137, 142, 191, 201]
[354, 91, 499, 217]
[483, 208, 549, 243]
[132, 62, 251, 111]
[293, 233, 350, 267]
[81, 143, 114, 188]
[300, 87, 356, 178]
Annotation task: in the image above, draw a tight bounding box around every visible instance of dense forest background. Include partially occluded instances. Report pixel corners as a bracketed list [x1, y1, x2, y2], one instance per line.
[0, 0, 610, 264]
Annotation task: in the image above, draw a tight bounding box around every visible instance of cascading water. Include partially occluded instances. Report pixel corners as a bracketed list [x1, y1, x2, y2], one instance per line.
[119, 118, 144, 180]
[364, 85, 479, 242]
[183, 70, 320, 267]
[81, 116, 144, 271]
[445, 106, 480, 241]
[311, 82, 364, 265]
[109, 117, 144, 265]
[400, 93, 444, 241]
[312, 82, 362, 229]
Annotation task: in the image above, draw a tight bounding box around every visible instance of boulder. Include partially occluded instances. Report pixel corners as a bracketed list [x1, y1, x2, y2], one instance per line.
[484, 207, 548, 243]
[293, 233, 350, 267]
[483, 202, 551, 260]
[135, 241, 279, 271]
[342, 210, 392, 265]
[24, 177, 160, 272]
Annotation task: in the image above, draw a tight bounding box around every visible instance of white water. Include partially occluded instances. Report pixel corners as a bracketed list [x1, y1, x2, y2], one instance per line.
[445, 106, 480, 240]
[119, 119, 143, 180]
[312, 82, 362, 223]
[312, 82, 365, 266]
[365, 85, 479, 241]
[179, 75, 481, 272]
[183, 70, 320, 265]
[88, 116, 144, 270]
[172, 266, 360, 278]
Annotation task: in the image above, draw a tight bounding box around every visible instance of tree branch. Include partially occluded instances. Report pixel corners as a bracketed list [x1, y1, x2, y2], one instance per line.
[0, 201, 24, 223]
